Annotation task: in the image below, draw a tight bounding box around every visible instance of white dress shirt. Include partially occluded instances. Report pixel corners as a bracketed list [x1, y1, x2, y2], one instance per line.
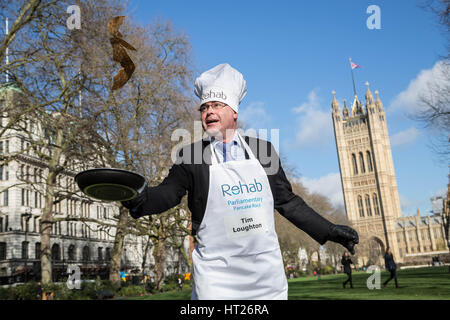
[210, 131, 246, 163]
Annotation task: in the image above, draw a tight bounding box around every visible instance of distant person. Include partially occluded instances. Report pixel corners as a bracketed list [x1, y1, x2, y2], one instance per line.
[383, 248, 399, 288]
[341, 252, 353, 289]
[178, 277, 183, 291]
[36, 282, 42, 300]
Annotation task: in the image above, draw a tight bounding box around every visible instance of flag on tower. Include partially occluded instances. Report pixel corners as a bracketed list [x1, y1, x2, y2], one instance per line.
[350, 60, 361, 69]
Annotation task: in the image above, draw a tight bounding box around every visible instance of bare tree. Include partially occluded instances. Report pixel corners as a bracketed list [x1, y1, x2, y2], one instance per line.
[414, 0, 450, 162]
[81, 12, 195, 288]
[1, 0, 128, 284]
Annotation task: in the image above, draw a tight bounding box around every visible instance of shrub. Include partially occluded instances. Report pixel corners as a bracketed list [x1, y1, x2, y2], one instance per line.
[119, 285, 146, 297]
[159, 282, 178, 293]
[323, 265, 335, 275]
[13, 281, 38, 300]
[0, 287, 15, 300]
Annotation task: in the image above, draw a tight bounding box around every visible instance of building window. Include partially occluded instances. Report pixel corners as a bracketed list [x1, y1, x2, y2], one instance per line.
[352, 154, 358, 175]
[106, 248, 111, 262]
[82, 246, 90, 262]
[22, 241, 29, 259]
[359, 152, 366, 173]
[0, 242, 6, 260]
[365, 194, 372, 216]
[372, 194, 380, 215]
[34, 192, 38, 208]
[68, 245, 76, 261]
[0, 217, 3, 232]
[366, 151, 373, 172]
[3, 190, 8, 206]
[35, 242, 41, 259]
[98, 247, 103, 262]
[51, 244, 61, 261]
[358, 196, 364, 217]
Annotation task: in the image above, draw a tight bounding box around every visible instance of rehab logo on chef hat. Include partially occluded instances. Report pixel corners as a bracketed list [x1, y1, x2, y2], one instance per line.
[194, 63, 247, 113]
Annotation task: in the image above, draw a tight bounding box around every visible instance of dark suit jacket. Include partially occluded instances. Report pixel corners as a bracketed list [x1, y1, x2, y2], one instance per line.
[122, 136, 334, 244]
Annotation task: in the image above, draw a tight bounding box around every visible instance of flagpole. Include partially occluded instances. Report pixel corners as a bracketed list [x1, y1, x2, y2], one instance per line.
[349, 57, 357, 97]
[5, 18, 9, 83]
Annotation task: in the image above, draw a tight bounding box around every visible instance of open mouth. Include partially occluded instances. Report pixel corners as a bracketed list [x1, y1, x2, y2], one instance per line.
[206, 119, 219, 125]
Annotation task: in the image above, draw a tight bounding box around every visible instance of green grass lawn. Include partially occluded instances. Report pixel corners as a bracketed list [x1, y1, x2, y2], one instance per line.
[123, 266, 450, 300]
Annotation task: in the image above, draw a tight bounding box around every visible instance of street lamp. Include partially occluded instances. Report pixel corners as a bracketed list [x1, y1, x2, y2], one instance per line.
[22, 211, 32, 283]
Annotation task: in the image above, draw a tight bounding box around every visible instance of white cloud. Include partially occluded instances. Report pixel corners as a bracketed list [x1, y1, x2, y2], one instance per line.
[390, 127, 421, 147]
[389, 60, 448, 115]
[298, 172, 344, 208]
[238, 101, 272, 130]
[292, 90, 333, 148]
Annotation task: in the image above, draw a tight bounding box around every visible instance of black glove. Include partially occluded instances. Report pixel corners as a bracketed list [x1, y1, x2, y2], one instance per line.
[328, 224, 359, 255]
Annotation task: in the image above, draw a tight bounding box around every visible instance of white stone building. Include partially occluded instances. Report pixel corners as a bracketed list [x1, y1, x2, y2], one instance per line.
[0, 82, 191, 284]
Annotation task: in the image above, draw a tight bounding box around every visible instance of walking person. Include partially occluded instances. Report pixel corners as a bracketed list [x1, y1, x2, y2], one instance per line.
[36, 282, 43, 300]
[178, 277, 183, 291]
[383, 247, 399, 288]
[341, 252, 353, 288]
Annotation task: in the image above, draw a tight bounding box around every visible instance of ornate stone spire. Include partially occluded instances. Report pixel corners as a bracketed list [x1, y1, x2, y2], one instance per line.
[351, 95, 361, 116]
[331, 90, 340, 113]
[342, 99, 349, 119]
[375, 90, 384, 110]
[365, 81, 374, 105]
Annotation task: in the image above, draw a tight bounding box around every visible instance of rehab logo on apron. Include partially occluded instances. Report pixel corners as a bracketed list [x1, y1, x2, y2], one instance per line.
[220, 178, 268, 239]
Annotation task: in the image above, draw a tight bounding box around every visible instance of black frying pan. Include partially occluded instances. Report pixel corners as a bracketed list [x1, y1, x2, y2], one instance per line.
[75, 168, 147, 202]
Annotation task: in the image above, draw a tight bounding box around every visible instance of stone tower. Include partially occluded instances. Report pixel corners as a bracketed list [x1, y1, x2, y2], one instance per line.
[331, 83, 403, 264]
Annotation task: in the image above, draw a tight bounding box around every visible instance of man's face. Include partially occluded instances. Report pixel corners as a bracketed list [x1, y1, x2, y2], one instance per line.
[200, 101, 237, 139]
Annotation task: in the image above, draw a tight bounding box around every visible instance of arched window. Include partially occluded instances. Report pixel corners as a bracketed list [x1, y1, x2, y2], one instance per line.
[357, 196, 364, 217]
[365, 194, 372, 216]
[82, 246, 90, 262]
[352, 154, 358, 175]
[359, 152, 366, 173]
[366, 151, 373, 172]
[68, 244, 76, 261]
[51, 244, 61, 261]
[372, 193, 380, 215]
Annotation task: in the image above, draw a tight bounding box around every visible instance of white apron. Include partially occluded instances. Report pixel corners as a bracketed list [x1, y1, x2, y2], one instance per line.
[191, 132, 288, 300]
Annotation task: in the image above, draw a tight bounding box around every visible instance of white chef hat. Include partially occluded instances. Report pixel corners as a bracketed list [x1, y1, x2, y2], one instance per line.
[194, 63, 247, 113]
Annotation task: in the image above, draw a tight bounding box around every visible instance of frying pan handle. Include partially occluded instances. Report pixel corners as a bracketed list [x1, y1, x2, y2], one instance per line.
[136, 179, 148, 195]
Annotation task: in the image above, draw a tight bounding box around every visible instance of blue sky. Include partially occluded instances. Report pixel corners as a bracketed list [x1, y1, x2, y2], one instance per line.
[129, 0, 448, 216]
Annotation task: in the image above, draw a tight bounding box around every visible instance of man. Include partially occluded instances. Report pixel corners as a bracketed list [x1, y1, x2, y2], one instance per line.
[122, 63, 359, 300]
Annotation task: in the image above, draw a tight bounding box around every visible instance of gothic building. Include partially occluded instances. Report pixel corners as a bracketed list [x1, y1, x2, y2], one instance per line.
[0, 82, 190, 284]
[331, 82, 448, 265]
